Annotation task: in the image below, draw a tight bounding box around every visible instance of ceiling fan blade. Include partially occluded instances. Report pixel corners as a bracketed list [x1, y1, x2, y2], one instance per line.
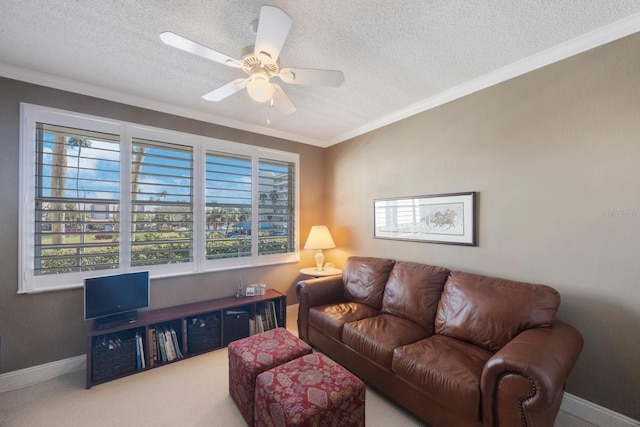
[202, 79, 248, 101]
[160, 31, 242, 68]
[271, 84, 296, 115]
[278, 68, 345, 87]
[254, 6, 292, 64]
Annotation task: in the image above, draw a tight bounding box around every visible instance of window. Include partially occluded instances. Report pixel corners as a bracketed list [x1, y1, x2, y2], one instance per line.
[34, 123, 120, 276]
[258, 159, 295, 256]
[205, 151, 252, 259]
[131, 138, 193, 267]
[19, 104, 299, 293]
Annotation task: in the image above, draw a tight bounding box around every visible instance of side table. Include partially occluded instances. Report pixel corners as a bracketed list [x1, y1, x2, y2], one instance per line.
[299, 267, 342, 277]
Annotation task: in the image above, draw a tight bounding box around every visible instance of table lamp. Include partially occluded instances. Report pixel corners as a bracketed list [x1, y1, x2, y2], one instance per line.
[303, 225, 336, 271]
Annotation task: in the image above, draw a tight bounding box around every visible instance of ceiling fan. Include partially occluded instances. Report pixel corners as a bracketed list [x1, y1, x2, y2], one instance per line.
[160, 5, 345, 115]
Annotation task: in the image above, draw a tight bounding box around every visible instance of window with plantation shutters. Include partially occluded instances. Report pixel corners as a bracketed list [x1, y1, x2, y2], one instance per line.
[205, 151, 252, 259]
[131, 138, 193, 266]
[34, 123, 120, 276]
[258, 159, 295, 255]
[20, 104, 299, 293]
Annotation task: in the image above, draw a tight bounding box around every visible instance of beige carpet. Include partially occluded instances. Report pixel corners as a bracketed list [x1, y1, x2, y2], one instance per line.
[0, 305, 593, 426]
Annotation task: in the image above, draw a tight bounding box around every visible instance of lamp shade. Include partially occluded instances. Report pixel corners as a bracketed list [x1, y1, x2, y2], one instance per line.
[247, 74, 274, 103]
[303, 225, 336, 250]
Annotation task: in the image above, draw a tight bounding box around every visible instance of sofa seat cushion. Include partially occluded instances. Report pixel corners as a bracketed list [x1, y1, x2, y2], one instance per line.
[381, 261, 450, 333]
[308, 302, 380, 341]
[392, 335, 492, 421]
[342, 314, 429, 370]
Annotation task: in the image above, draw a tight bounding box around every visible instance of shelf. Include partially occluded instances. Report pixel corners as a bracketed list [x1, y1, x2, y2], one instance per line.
[86, 289, 286, 388]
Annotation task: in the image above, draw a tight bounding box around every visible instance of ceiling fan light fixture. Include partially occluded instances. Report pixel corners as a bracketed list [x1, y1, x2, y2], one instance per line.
[247, 73, 274, 103]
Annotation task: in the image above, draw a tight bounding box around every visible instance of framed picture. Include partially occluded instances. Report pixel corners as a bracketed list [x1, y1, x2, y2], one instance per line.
[374, 192, 477, 246]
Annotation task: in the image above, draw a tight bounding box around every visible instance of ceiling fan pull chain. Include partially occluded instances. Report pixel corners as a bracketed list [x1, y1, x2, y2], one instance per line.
[267, 99, 273, 127]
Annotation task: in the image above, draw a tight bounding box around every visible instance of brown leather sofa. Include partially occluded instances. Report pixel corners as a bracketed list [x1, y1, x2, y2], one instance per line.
[296, 256, 583, 427]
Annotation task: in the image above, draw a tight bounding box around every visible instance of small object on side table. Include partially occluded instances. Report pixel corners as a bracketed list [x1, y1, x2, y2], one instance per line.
[235, 286, 244, 298]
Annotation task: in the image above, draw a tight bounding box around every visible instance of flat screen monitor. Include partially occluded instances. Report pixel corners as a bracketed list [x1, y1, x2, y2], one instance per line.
[84, 271, 150, 325]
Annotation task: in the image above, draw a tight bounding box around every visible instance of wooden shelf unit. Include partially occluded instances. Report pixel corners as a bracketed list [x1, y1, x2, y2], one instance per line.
[86, 289, 286, 388]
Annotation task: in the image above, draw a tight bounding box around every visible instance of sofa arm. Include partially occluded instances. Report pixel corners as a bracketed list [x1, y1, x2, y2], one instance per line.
[295, 275, 345, 342]
[481, 320, 583, 427]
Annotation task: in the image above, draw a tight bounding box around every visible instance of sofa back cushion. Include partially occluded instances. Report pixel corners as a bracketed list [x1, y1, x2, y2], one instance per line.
[381, 262, 450, 333]
[342, 256, 395, 310]
[435, 272, 560, 352]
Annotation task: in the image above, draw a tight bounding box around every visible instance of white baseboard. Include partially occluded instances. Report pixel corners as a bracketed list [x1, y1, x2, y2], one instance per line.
[0, 355, 85, 393]
[561, 393, 640, 427]
[1, 354, 639, 427]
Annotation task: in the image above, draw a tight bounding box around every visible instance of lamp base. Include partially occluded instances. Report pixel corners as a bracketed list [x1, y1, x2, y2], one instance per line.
[314, 249, 325, 272]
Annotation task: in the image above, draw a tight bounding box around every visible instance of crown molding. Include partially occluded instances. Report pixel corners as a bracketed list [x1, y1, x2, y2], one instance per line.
[2, 12, 640, 149]
[0, 63, 325, 147]
[327, 13, 640, 146]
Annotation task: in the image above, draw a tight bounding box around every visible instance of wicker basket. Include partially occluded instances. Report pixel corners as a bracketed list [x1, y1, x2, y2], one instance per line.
[187, 315, 221, 354]
[223, 311, 250, 345]
[91, 335, 137, 382]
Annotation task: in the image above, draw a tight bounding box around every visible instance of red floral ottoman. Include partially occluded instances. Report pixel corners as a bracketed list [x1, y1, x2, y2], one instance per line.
[254, 353, 366, 427]
[228, 328, 313, 425]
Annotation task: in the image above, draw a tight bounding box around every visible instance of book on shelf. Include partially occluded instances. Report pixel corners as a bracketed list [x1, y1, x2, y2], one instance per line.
[182, 319, 188, 354]
[170, 328, 183, 359]
[264, 307, 274, 330]
[163, 328, 176, 361]
[148, 325, 183, 363]
[135, 334, 142, 369]
[158, 329, 167, 362]
[255, 314, 265, 334]
[135, 332, 145, 369]
[147, 327, 157, 367]
[249, 318, 256, 336]
[269, 301, 279, 329]
[140, 334, 146, 368]
[135, 333, 141, 369]
[149, 327, 171, 363]
[256, 307, 267, 331]
[249, 302, 281, 336]
[257, 302, 279, 332]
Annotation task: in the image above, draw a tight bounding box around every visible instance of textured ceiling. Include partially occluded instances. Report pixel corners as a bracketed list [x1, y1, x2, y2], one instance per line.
[2, 1, 640, 146]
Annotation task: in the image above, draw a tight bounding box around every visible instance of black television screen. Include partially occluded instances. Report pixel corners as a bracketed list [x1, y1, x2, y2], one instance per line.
[84, 271, 149, 320]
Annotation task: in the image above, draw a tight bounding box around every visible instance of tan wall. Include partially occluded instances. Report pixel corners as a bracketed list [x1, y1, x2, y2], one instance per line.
[0, 78, 324, 373]
[324, 33, 640, 419]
